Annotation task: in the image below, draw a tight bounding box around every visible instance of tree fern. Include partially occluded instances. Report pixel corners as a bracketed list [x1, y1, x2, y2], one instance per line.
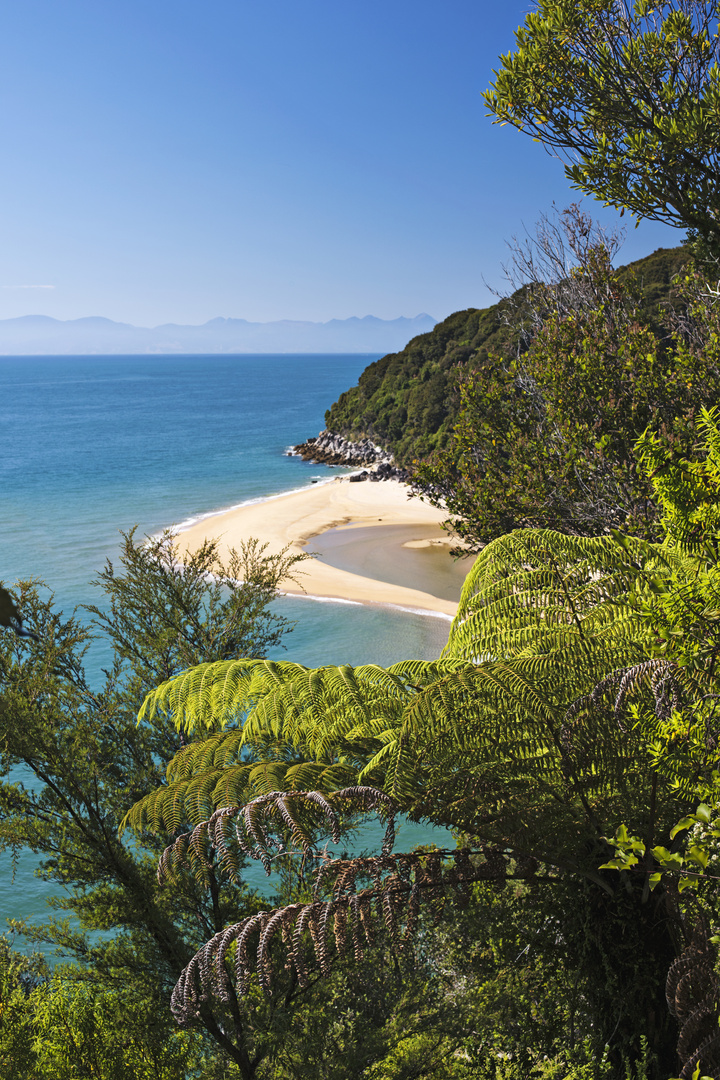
[444, 526, 674, 664]
[126, 529, 688, 1077]
[128, 658, 469, 834]
[158, 789, 540, 1024]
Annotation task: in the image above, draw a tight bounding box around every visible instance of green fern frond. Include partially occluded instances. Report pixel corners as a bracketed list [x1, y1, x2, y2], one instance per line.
[444, 527, 668, 663]
[131, 658, 471, 832]
[138, 658, 312, 733]
[637, 405, 720, 554]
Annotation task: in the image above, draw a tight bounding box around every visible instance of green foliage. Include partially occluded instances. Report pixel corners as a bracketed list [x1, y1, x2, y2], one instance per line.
[0, 937, 46, 1073]
[31, 979, 197, 1079]
[251, 907, 483, 1080]
[0, 530, 315, 1078]
[413, 254, 720, 548]
[600, 802, 720, 893]
[594, 409, 720, 881]
[637, 404, 720, 556]
[323, 245, 689, 472]
[0, 938, 211, 1078]
[326, 212, 695, 553]
[484, 1, 720, 256]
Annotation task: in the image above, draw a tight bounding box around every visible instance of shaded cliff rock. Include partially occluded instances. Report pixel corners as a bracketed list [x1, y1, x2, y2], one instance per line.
[348, 462, 411, 483]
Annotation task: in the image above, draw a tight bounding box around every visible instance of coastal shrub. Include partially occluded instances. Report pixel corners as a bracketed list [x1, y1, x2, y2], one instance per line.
[412, 247, 719, 548]
[31, 980, 196, 1079]
[0, 938, 43, 1075]
[0, 531, 312, 1078]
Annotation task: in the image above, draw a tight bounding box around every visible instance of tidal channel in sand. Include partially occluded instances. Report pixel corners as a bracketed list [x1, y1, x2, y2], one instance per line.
[309, 523, 472, 604]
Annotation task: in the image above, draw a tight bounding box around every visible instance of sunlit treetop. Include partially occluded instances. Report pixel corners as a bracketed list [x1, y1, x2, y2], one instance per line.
[484, 1, 720, 256]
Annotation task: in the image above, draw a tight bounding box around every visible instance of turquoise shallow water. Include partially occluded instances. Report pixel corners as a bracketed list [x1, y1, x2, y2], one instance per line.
[1, 354, 450, 662]
[1, 354, 453, 928]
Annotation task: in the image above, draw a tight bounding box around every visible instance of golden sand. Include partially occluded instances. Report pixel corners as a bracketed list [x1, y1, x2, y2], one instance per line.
[176, 478, 460, 617]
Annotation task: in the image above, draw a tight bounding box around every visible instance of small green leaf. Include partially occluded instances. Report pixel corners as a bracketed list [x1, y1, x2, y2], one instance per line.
[671, 816, 697, 839]
[687, 846, 709, 870]
[651, 846, 684, 869]
[599, 856, 638, 870]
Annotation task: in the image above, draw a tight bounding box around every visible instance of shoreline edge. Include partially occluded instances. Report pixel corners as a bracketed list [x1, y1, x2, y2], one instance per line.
[174, 477, 461, 617]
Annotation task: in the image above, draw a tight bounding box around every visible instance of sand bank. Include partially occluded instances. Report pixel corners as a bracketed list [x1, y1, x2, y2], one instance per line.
[175, 478, 465, 616]
[311, 523, 471, 604]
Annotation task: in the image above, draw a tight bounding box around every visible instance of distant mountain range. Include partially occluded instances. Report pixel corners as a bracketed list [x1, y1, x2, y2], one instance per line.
[0, 313, 437, 355]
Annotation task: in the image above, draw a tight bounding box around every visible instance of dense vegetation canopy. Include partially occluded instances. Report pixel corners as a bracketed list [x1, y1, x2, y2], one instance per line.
[324, 241, 689, 469]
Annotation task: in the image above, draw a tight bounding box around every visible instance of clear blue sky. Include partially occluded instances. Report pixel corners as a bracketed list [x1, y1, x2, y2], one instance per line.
[0, 0, 683, 327]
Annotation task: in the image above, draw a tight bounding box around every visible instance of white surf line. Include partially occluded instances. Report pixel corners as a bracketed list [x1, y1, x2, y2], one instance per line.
[279, 590, 453, 618]
[279, 591, 364, 607]
[170, 476, 340, 535]
[385, 605, 453, 620]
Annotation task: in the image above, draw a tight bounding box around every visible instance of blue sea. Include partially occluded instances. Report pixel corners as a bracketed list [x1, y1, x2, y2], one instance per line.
[0, 354, 452, 932]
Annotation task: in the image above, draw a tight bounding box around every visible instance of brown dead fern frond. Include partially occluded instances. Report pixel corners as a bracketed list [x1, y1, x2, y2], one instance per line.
[158, 786, 397, 884]
[162, 788, 539, 1021]
[562, 659, 684, 765]
[667, 916, 720, 1080]
[169, 841, 536, 1022]
[566, 659, 682, 725]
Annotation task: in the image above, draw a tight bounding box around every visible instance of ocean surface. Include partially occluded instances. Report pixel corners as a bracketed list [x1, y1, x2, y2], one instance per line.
[0, 354, 454, 932]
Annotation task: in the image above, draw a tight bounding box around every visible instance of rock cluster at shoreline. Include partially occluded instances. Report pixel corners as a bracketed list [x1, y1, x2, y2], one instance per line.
[348, 462, 410, 483]
[289, 430, 409, 481]
[291, 430, 388, 466]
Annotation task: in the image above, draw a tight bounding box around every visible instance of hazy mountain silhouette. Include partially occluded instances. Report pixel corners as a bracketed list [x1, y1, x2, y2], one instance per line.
[0, 313, 437, 354]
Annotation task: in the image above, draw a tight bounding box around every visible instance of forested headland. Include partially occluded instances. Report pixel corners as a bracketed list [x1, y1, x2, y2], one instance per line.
[6, 2, 720, 1078]
[323, 243, 690, 466]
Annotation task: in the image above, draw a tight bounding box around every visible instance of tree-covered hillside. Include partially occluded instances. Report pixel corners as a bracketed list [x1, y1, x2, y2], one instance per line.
[324, 244, 689, 465]
[325, 306, 508, 464]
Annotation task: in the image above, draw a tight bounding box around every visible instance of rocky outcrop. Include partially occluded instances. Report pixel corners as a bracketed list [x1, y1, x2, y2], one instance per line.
[288, 430, 409, 481]
[290, 430, 391, 467]
[348, 462, 410, 483]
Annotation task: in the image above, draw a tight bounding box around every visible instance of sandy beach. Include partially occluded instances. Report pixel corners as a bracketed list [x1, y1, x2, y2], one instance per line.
[176, 478, 469, 616]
